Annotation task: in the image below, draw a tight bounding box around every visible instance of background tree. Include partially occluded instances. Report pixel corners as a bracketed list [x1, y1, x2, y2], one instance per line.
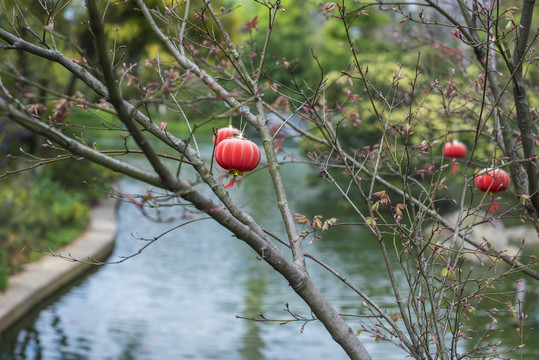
[0, 1, 537, 359]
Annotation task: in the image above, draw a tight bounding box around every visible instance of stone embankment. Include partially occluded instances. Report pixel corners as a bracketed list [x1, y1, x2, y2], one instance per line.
[0, 197, 117, 334]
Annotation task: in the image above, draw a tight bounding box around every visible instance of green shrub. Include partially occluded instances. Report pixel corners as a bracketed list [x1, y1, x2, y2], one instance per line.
[0, 157, 113, 290]
[0, 249, 8, 289]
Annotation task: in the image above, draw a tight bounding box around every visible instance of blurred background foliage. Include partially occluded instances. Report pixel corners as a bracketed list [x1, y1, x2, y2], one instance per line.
[0, 0, 537, 288]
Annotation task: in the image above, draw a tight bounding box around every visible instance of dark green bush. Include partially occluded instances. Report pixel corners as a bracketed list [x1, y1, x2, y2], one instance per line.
[0, 249, 8, 290]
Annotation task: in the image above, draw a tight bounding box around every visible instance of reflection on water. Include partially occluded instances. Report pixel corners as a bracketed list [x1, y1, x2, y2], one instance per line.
[0, 147, 537, 359]
[238, 263, 267, 360]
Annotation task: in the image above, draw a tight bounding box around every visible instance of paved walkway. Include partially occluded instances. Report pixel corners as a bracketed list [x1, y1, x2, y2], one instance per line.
[0, 196, 118, 334]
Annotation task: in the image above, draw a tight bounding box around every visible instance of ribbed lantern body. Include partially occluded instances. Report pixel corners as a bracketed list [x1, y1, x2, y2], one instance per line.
[213, 126, 242, 146]
[474, 168, 510, 193]
[443, 140, 467, 159]
[214, 137, 261, 176]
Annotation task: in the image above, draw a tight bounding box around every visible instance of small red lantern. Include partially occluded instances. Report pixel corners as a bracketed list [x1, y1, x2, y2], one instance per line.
[474, 168, 510, 213]
[214, 136, 261, 189]
[213, 126, 242, 146]
[443, 140, 467, 174]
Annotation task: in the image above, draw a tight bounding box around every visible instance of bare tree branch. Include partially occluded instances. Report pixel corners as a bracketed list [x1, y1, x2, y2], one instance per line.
[87, 0, 179, 190]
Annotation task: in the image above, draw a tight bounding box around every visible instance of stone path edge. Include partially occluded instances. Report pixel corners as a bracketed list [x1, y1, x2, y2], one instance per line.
[0, 196, 118, 335]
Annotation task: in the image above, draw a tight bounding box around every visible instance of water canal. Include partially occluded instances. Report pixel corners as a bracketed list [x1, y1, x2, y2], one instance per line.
[0, 145, 537, 359]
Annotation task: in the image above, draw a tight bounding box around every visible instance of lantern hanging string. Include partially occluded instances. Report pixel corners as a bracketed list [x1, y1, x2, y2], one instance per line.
[210, 127, 218, 174]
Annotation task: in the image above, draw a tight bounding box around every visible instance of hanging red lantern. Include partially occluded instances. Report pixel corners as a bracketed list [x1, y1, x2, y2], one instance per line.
[213, 126, 242, 146]
[474, 168, 510, 213]
[214, 136, 261, 189]
[443, 140, 467, 174]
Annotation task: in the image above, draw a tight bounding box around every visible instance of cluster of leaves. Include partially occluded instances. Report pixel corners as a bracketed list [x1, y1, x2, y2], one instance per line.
[294, 213, 338, 244]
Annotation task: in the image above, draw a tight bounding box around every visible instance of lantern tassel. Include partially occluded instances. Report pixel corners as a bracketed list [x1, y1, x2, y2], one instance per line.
[224, 173, 239, 189]
[223, 170, 244, 189]
[451, 163, 460, 175]
[488, 196, 499, 213]
[224, 178, 234, 189]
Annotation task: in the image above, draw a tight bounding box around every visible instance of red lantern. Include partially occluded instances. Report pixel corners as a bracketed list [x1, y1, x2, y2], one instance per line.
[213, 126, 242, 146]
[214, 136, 261, 189]
[474, 168, 510, 213]
[443, 140, 467, 174]
[474, 168, 510, 193]
[444, 140, 467, 158]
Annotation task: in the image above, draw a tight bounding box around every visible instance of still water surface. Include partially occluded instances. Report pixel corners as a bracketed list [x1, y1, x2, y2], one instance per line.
[0, 146, 537, 359]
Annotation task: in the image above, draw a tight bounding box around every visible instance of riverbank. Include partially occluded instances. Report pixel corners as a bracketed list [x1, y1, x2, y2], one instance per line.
[0, 196, 118, 335]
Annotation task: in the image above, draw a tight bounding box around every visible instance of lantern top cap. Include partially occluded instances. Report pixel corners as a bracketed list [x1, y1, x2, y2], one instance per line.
[477, 167, 507, 173]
